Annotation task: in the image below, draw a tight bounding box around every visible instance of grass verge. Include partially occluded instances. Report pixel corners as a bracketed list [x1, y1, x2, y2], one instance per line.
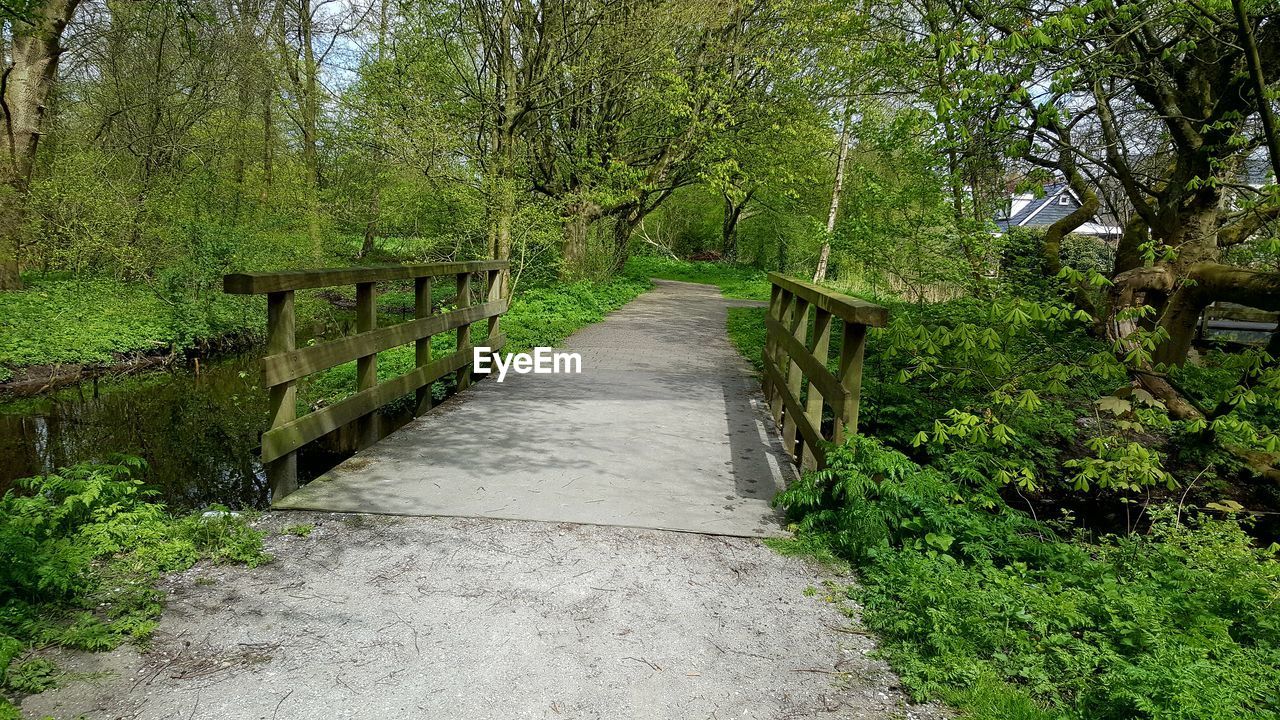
[302, 276, 652, 405]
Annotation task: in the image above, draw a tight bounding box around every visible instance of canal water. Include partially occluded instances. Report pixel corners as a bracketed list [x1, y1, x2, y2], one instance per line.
[0, 351, 355, 510]
[0, 288, 455, 510]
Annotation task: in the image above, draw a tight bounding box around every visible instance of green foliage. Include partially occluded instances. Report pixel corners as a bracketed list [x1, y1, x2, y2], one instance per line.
[625, 256, 770, 300]
[726, 307, 767, 372]
[0, 458, 268, 678]
[776, 435, 1280, 720]
[0, 234, 443, 379]
[4, 659, 60, 694]
[829, 107, 975, 297]
[283, 523, 314, 537]
[0, 277, 209, 372]
[998, 228, 1113, 300]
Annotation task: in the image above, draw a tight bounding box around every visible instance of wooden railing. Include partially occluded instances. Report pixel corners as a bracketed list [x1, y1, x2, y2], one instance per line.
[1199, 301, 1279, 342]
[224, 260, 509, 499]
[762, 273, 888, 470]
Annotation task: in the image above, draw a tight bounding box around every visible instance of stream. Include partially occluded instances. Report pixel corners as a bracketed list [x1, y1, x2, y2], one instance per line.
[0, 290, 450, 511]
[0, 351, 357, 510]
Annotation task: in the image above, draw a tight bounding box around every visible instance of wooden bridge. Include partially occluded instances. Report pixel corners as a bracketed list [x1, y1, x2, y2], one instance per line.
[224, 262, 886, 537]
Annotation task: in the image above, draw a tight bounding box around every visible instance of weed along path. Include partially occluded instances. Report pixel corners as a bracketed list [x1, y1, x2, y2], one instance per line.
[22, 281, 947, 720]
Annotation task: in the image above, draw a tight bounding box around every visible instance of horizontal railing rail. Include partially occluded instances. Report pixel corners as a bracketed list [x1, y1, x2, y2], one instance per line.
[762, 273, 888, 470]
[225, 260, 509, 500]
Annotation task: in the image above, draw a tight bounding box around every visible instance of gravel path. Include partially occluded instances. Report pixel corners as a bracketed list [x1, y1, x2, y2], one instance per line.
[24, 513, 946, 720]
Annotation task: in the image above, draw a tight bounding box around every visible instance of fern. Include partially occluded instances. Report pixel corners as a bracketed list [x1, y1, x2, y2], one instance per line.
[0, 458, 269, 677]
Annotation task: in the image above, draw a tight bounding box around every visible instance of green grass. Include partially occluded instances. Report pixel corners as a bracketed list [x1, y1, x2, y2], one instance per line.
[0, 277, 228, 381]
[625, 256, 770, 300]
[727, 307, 767, 372]
[0, 232, 447, 382]
[0, 275, 341, 383]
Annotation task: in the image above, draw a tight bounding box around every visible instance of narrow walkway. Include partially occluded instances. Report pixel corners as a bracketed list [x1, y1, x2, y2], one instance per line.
[22, 282, 948, 720]
[276, 280, 794, 537]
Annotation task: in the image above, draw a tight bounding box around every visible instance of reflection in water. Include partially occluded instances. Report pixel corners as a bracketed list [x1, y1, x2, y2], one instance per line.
[0, 352, 346, 510]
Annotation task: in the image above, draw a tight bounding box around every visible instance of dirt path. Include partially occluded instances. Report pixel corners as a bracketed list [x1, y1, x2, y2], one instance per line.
[24, 512, 946, 719]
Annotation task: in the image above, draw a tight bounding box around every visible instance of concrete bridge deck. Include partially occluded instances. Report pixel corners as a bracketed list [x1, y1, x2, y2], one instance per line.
[275, 280, 795, 537]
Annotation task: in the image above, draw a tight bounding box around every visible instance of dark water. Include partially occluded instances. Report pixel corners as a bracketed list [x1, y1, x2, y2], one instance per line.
[0, 295, 444, 510]
[0, 352, 349, 510]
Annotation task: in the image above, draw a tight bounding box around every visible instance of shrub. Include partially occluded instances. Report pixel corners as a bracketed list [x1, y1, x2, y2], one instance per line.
[0, 458, 268, 682]
[774, 435, 1280, 720]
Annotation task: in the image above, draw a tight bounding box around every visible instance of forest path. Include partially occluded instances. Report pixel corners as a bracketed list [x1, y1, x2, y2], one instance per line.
[275, 279, 793, 537]
[21, 281, 947, 720]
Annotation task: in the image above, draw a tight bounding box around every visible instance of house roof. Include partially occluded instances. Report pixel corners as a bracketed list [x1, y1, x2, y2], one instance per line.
[995, 182, 1121, 238]
[996, 183, 1076, 231]
[1244, 151, 1274, 187]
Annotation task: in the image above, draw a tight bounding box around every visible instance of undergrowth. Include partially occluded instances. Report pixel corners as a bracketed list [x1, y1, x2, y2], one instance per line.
[773, 435, 1280, 720]
[0, 234, 418, 382]
[0, 457, 267, 710]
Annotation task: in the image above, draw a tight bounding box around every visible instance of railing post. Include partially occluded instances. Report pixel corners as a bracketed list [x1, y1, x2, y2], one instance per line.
[801, 308, 832, 470]
[834, 321, 868, 444]
[763, 282, 782, 408]
[265, 290, 297, 499]
[780, 295, 810, 458]
[766, 288, 790, 425]
[455, 271, 473, 392]
[479, 269, 501, 376]
[356, 282, 378, 448]
[415, 276, 434, 415]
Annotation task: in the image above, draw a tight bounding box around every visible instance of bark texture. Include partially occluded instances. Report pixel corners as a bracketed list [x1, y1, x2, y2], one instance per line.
[0, 0, 80, 290]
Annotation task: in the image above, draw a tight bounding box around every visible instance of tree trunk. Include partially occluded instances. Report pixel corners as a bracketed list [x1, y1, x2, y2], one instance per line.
[1153, 288, 1207, 367]
[0, 189, 22, 290]
[561, 202, 598, 279]
[359, 185, 380, 258]
[611, 208, 641, 273]
[1112, 214, 1148, 275]
[1041, 186, 1099, 277]
[278, 0, 322, 249]
[721, 188, 754, 261]
[485, 0, 517, 298]
[299, 0, 319, 190]
[488, 161, 514, 295]
[0, 0, 81, 291]
[722, 194, 740, 260]
[261, 85, 274, 203]
[814, 102, 852, 283]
